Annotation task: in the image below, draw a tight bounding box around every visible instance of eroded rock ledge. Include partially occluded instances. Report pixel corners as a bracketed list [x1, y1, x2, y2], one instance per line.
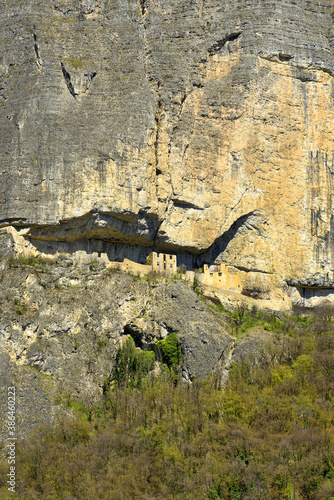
[3, 224, 334, 309]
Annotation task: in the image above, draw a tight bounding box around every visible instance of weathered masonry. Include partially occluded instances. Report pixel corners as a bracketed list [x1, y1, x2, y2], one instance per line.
[200, 264, 242, 290]
[150, 252, 177, 275]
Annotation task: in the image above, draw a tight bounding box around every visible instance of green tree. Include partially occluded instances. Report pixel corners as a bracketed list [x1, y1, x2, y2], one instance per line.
[112, 336, 155, 388]
[157, 332, 181, 369]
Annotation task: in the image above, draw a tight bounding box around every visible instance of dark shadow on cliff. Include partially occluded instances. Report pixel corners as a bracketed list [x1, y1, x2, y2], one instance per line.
[202, 211, 258, 264]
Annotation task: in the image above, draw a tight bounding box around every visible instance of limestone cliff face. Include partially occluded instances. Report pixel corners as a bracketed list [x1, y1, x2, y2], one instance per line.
[1, 0, 334, 288]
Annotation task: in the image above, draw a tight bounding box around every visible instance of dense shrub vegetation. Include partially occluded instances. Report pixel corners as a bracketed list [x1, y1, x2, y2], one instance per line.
[112, 336, 156, 389]
[2, 306, 334, 499]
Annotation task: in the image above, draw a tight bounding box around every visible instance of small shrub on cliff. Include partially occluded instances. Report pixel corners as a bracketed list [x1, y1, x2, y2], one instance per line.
[156, 332, 181, 370]
[177, 263, 187, 274]
[16, 305, 23, 315]
[193, 275, 200, 295]
[146, 254, 152, 266]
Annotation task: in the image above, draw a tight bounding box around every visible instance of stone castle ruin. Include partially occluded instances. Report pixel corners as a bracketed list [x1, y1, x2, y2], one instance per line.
[150, 252, 177, 275]
[0, 226, 311, 309]
[201, 264, 242, 291]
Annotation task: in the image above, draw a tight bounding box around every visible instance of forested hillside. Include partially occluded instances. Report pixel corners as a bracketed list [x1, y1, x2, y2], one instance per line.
[2, 307, 334, 499]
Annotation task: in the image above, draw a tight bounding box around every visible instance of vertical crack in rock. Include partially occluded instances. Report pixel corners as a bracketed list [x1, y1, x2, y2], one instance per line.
[170, 90, 189, 156]
[307, 151, 334, 271]
[137, 5, 172, 208]
[137, 4, 165, 180]
[196, 0, 205, 18]
[181, 143, 189, 162]
[33, 28, 42, 71]
[139, 0, 147, 16]
[154, 99, 164, 176]
[179, 93, 187, 116]
[61, 62, 77, 100]
[0, 83, 7, 103]
[172, 91, 188, 133]
[219, 340, 236, 389]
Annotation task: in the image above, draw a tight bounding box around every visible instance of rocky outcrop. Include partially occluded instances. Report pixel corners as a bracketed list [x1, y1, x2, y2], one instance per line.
[232, 330, 289, 368]
[0, 255, 298, 439]
[0, 257, 235, 438]
[1, 1, 334, 294]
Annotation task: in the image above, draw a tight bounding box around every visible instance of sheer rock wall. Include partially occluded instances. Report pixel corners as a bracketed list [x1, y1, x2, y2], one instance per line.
[1, 0, 334, 290]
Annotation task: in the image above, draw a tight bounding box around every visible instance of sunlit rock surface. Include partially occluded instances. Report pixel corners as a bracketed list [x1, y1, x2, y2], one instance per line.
[1, 0, 334, 291]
